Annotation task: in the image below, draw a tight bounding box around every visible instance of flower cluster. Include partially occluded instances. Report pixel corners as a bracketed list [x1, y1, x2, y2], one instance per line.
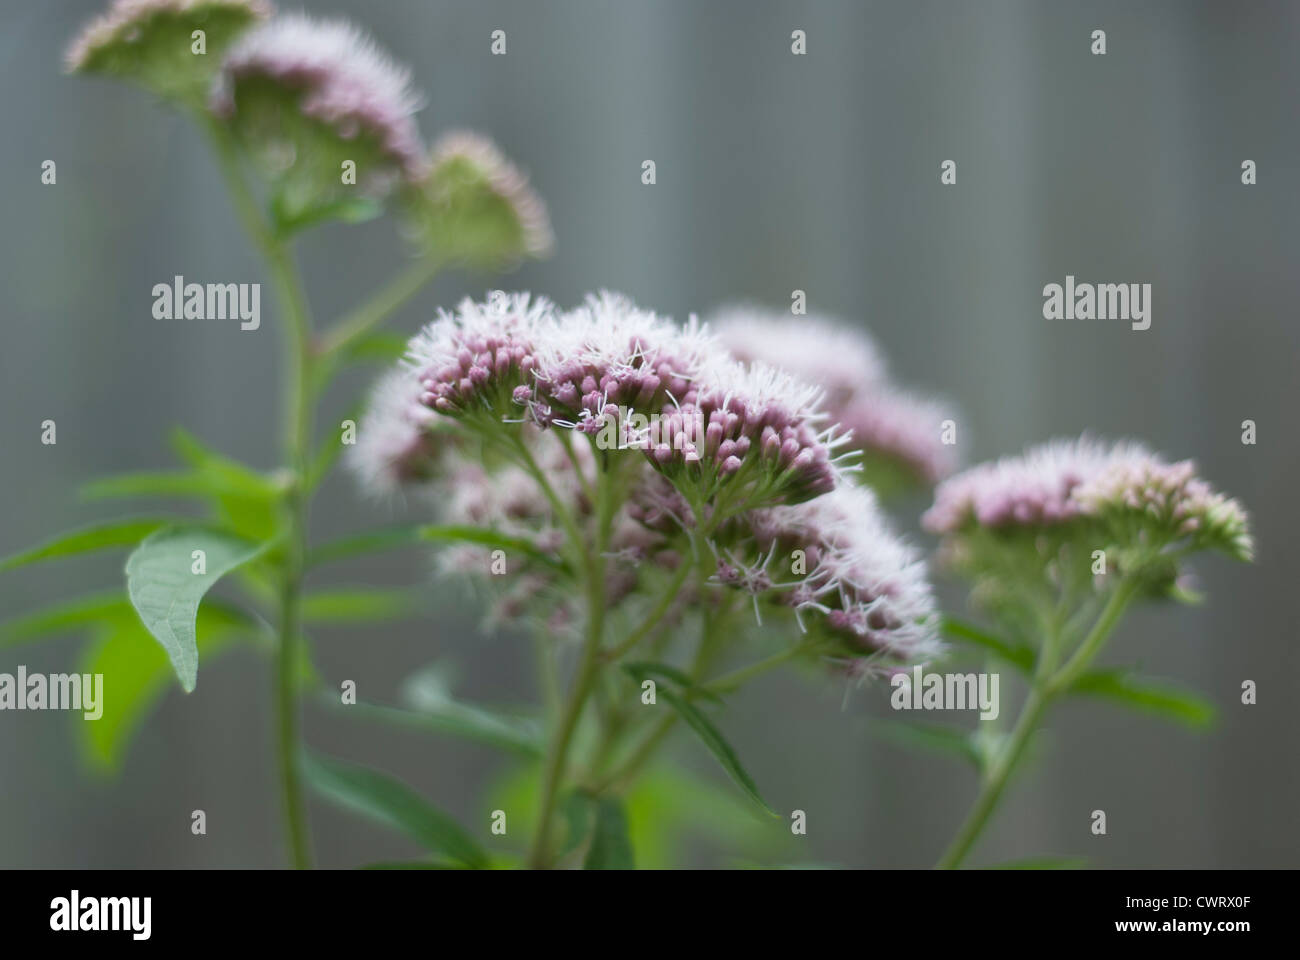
[347, 368, 442, 498]
[66, 0, 270, 102]
[924, 437, 1252, 614]
[406, 131, 554, 267]
[714, 307, 958, 491]
[716, 483, 941, 668]
[212, 13, 425, 209]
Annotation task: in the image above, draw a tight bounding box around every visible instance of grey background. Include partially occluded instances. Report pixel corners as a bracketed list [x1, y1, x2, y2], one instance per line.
[1, 0, 1296, 868]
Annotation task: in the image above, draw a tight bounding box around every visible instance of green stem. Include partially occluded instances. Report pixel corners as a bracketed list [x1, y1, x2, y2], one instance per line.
[206, 116, 314, 869]
[318, 256, 442, 360]
[600, 556, 694, 662]
[935, 579, 1138, 870]
[526, 460, 613, 868]
[935, 686, 1049, 870]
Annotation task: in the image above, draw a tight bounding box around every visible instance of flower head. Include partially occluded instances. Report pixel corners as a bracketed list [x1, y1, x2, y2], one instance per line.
[722, 483, 941, 665]
[406, 292, 554, 421]
[66, 0, 270, 101]
[406, 131, 553, 266]
[924, 437, 1252, 605]
[527, 291, 714, 432]
[838, 387, 959, 489]
[212, 14, 424, 211]
[646, 356, 850, 510]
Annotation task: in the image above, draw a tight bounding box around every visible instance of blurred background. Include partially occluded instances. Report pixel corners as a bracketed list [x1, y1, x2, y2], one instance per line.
[2, 0, 1297, 868]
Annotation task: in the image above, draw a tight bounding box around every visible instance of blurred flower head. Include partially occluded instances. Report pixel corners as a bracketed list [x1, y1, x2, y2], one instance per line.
[406, 131, 554, 268]
[66, 0, 270, 102]
[212, 13, 424, 221]
[712, 305, 957, 493]
[924, 436, 1252, 610]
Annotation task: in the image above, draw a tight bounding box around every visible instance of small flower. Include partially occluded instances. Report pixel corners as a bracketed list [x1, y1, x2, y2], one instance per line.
[212, 13, 424, 214]
[726, 483, 942, 665]
[406, 131, 553, 267]
[406, 292, 554, 421]
[66, 0, 270, 102]
[347, 367, 441, 498]
[647, 356, 851, 511]
[1072, 453, 1253, 562]
[528, 291, 714, 434]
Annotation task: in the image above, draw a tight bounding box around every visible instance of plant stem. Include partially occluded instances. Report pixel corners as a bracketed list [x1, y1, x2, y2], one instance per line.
[266, 237, 315, 871]
[935, 579, 1138, 869]
[526, 457, 613, 868]
[935, 686, 1048, 870]
[206, 117, 315, 868]
[318, 256, 441, 360]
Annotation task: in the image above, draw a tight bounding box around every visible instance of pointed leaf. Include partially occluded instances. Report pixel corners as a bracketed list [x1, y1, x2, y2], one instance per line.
[582, 796, 635, 870]
[300, 587, 421, 624]
[943, 617, 1035, 672]
[125, 525, 267, 691]
[302, 752, 488, 869]
[658, 687, 777, 817]
[1070, 669, 1215, 727]
[622, 661, 723, 704]
[308, 523, 566, 572]
[0, 591, 132, 650]
[0, 517, 173, 574]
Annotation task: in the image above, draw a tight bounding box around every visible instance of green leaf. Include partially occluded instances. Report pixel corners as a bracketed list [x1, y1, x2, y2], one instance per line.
[168, 430, 280, 540]
[308, 523, 566, 572]
[871, 718, 983, 769]
[302, 752, 489, 869]
[558, 792, 595, 858]
[344, 331, 409, 365]
[1070, 669, 1215, 728]
[657, 687, 777, 817]
[300, 587, 421, 624]
[622, 661, 723, 704]
[0, 591, 132, 650]
[943, 617, 1035, 672]
[79, 603, 249, 770]
[82, 471, 226, 501]
[0, 517, 173, 574]
[125, 525, 267, 692]
[582, 796, 635, 870]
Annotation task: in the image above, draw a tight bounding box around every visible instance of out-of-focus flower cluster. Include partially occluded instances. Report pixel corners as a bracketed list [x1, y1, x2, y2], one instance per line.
[714, 307, 960, 491]
[923, 437, 1252, 620]
[69, 0, 551, 255]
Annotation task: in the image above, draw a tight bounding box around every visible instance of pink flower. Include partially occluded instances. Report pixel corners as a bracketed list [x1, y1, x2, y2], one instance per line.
[347, 367, 440, 497]
[733, 483, 942, 664]
[213, 13, 425, 180]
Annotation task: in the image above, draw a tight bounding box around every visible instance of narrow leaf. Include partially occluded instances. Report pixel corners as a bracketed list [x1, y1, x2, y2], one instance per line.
[300, 587, 421, 624]
[302, 752, 488, 869]
[871, 718, 982, 769]
[943, 617, 1035, 672]
[125, 525, 266, 692]
[400, 664, 542, 756]
[658, 687, 777, 817]
[308, 523, 565, 572]
[0, 591, 132, 650]
[1070, 669, 1215, 727]
[0, 517, 172, 573]
[622, 661, 723, 704]
[582, 796, 635, 870]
